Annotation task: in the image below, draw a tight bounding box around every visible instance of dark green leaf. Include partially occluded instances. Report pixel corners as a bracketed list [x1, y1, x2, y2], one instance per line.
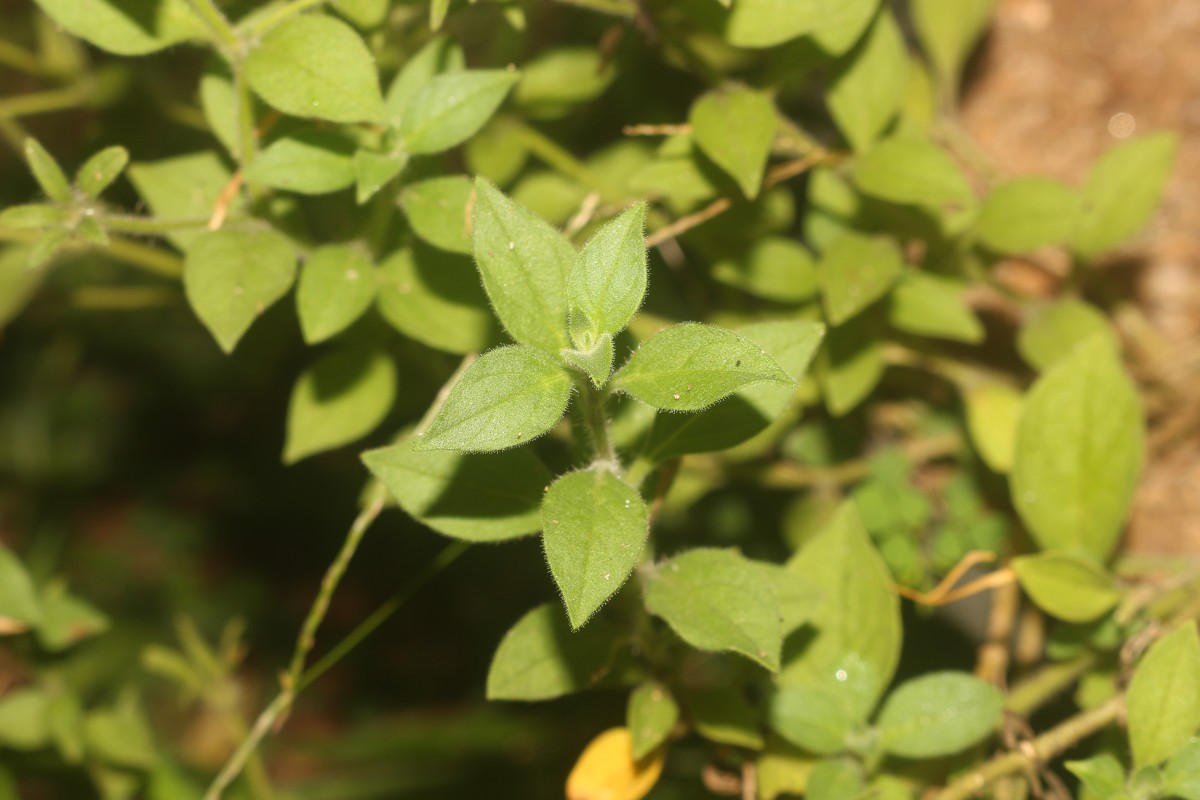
[687, 688, 765, 750]
[400, 175, 473, 254]
[887, 272, 984, 343]
[827, 9, 908, 152]
[76, 146, 130, 198]
[853, 135, 974, 209]
[244, 132, 356, 194]
[31, 0, 202, 55]
[486, 603, 617, 701]
[1012, 550, 1121, 623]
[567, 202, 647, 345]
[1127, 622, 1200, 768]
[296, 245, 377, 344]
[768, 686, 852, 755]
[819, 232, 904, 326]
[23, 137, 72, 203]
[400, 70, 520, 155]
[628, 681, 678, 759]
[975, 177, 1081, 254]
[283, 348, 397, 464]
[689, 88, 776, 199]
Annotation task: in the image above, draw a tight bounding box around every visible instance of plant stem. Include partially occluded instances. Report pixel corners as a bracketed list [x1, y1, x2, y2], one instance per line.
[0, 85, 89, 118]
[1004, 652, 1098, 717]
[0, 40, 44, 75]
[579, 383, 618, 467]
[244, 0, 330, 36]
[234, 72, 259, 191]
[104, 237, 184, 278]
[102, 214, 228, 235]
[185, 0, 242, 57]
[500, 117, 625, 200]
[932, 696, 1124, 800]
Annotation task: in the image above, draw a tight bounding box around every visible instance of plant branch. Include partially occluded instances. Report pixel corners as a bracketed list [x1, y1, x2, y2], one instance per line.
[0, 85, 89, 118]
[185, 0, 242, 57]
[1004, 652, 1098, 718]
[499, 116, 626, 200]
[580, 383, 618, 468]
[102, 214, 234, 235]
[0, 40, 44, 76]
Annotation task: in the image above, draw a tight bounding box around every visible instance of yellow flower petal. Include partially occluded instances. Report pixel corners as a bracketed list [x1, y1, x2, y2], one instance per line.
[566, 727, 665, 800]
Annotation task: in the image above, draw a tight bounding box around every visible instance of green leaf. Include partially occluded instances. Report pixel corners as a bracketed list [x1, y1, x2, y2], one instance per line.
[964, 382, 1022, 473]
[754, 562, 822, 635]
[567, 202, 647, 345]
[363, 439, 552, 542]
[283, 348, 397, 464]
[0, 204, 64, 230]
[183, 229, 296, 353]
[0, 545, 43, 632]
[200, 67, 238, 155]
[430, 0, 450, 30]
[779, 503, 901, 721]
[1066, 754, 1129, 799]
[827, 9, 908, 152]
[756, 736, 818, 800]
[244, 131, 356, 194]
[877, 672, 1003, 758]
[47, 692, 85, 765]
[710, 237, 819, 303]
[76, 146, 130, 198]
[644, 319, 824, 459]
[31, 0, 202, 55]
[486, 603, 617, 701]
[400, 70, 520, 155]
[819, 232, 904, 326]
[768, 686, 852, 755]
[0, 688, 52, 750]
[332, 0, 389, 28]
[384, 35, 465, 126]
[1162, 738, 1200, 800]
[562, 334, 615, 389]
[614, 323, 794, 412]
[245, 15, 385, 123]
[853, 135, 975, 209]
[643, 548, 782, 671]
[0, 248, 45, 329]
[1011, 336, 1143, 559]
[513, 47, 615, 120]
[353, 148, 409, 204]
[465, 120, 529, 187]
[805, 758, 865, 800]
[628, 681, 678, 760]
[724, 0, 878, 49]
[975, 177, 1081, 254]
[376, 245, 498, 354]
[816, 313, 885, 417]
[471, 178, 573, 353]
[910, 0, 994, 92]
[36, 581, 109, 651]
[1071, 132, 1178, 261]
[1011, 550, 1121, 623]
[400, 175, 473, 254]
[23, 138, 72, 203]
[84, 697, 157, 769]
[687, 688, 765, 750]
[416, 345, 572, 452]
[1017, 299, 1118, 372]
[128, 152, 239, 250]
[888, 272, 985, 343]
[689, 87, 776, 199]
[26, 229, 70, 270]
[1127, 622, 1200, 768]
[296, 245, 377, 344]
[542, 469, 648, 629]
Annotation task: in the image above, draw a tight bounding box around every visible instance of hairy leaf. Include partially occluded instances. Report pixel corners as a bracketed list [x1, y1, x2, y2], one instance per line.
[567, 202, 647, 345]
[486, 604, 617, 701]
[1128, 623, 1200, 768]
[76, 146, 130, 198]
[400, 70, 520, 155]
[628, 682, 678, 760]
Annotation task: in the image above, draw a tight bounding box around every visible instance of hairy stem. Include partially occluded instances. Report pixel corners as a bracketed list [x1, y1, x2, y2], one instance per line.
[579, 383, 618, 467]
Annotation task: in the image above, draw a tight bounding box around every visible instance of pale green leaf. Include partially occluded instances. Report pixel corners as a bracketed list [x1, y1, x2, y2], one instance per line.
[430, 0, 450, 30]
[725, 0, 878, 49]
[643, 548, 782, 671]
[354, 148, 408, 204]
[84, 697, 157, 769]
[400, 70, 520, 155]
[910, 0, 994, 92]
[25, 229, 70, 270]
[1011, 550, 1121, 623]
[513, 47, 615, 120]
[0, 545, 42, 632]
[376, 245, 498, 354]
[331, 0, 389, 28]
[416, 345, 572, 452]
[0, 204, 64, 230]
[827, 9, 908, 152]
[975, 177, 1081, 254]
[0, 688, 51, 750]
[363, 439, 551, 542]
[756, 736, 818, 800]
[465, 120, 529, 187]
[471, 178, 574, 353]
[567, 202, 647, 345]
[245, 15, 385, 123]
[23, 138, 72, 203]
[400, 175, 473, 254]
[76, 146, 130, 198]
[384, 35, 465, 125]
[1162, 738, 1200, 800]
[562, 334, 615, 389]
[48, 692, 85, 765]
[128, 152, 240, 250]
[1017, 299, 1118, 372]
[1066, 754, 1128, 799]
[1128, 622, 1200, 768]
[542, 469, 648, 629]
[486, 603, 617, 701]
[710, 237, 820, 303]
[199, 68, 238, 155]
[819, 232, 904, 326]
[76, 215, 109, 247]
[769, 686, 852, 755]
[816, 312, 885, 417]
[296, 245, 377, 344]
[31, 0, 203, 55]
[964, 382, 1022, 473]
[689, 87, 776, 199]
[183, 228, 297, 353]
[888, 272, 984, 343]
[806, 759, 864, 800]
[283, 348, 397, 464]
[0, 248, 45, 329]
[754, 562, 822, 635]
[628, 681, 678, 760]
[36, 581, 109, 651]
[1011, 336, 1144, 559]
[614, 323, 794, 412]
[877, 672, 1003, 758]
[687, 688, 765, 749]
[853, 135, 975, 209]
[1072, 133, 1178, 261]
[244, 132, 356, 194]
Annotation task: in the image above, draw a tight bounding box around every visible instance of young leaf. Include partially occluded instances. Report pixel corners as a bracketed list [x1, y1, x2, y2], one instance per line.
[768, 686, 853, 756]
[562, 333, 615, 389]
[399, 70, 521, 155]
[24, 138, 72, 203]
[1017, 298, 1118, 372]
[31, 0, 202, 55]
[376, 246, 498, 355]
[710, 237, 820, 303]
[567, 202, 648, 345]
[244, 132, 356, 194]
[36, 581, 109, 652]
[384, 35, 466, 125]
[245, 15, 385, 123]
[805, 759, 865, 800]
[183, 229, 297, 353]
[363, 439, 551, 542]
[1161, 738, 1200, 800]
[296, 245, 376, 344]
[486, 603, 617, 701]
[416, 345, 573, 452]
[1127, 622, 1200, 769]
[689, 87, 776, 199]
[0, 688, 52, 750]
[819, 232, 904, 326]
[1011, 550, 1121, 623]
[876, 672, 1004, 758]
[687, 688, 766, 750]
[827, 9, 908, 152]
[642, 548, 783, 671]
[910, 0, 994, 92]
[400, 175, 473, 254]
[542, 469, 648, 629]
[0, 545, 43, 632]
[354, 148, 409, 204]
[566, 728, 665, 800]
[283, 348, 397, 464]
[888, 272, 985, 343]
[0, 204, 64, 230]
[76, 146, 130, 198]
[628, 681, 679, 760]
[1066, 754, 1129, 799]
[964, 382, 1022, 473]
[1011, 336, 1143, 559]
[128, 152, 239, 249]
[853, 135, 975, 209]
[1072, 132, 1178, 261]
[471, 179, 574, 353]
[513, 47, 616, 120]
[816, 313, 885, 417]
[613, 323, 794, 412]
[975, 177, 1081, 254]
[779, 503, 901, 722]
